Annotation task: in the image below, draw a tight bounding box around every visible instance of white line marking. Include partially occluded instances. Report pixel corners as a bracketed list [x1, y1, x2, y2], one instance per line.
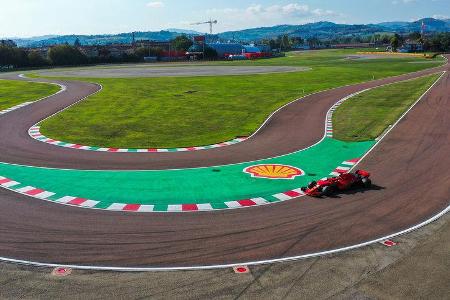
[1, 181, 20, 188]
[35, 191, 56, 199]
[80, 200, 99, 208]
[137, 205, 155, 212]
[273, 193, 293, 201]
[56, 196, 76, 204]
[16, 186, 37, 193]
[224, 201, 242, 208]
[107, 203, 127, 211]
[250, 197, 269, 205]
[167, 205, 183, 212]
[197, 203, 213, 211]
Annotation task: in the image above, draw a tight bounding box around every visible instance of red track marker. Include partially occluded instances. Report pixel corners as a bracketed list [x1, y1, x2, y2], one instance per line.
[233, 266, 250, 274]
[51, 267, 72, 277]
[380, 240, 397, 247]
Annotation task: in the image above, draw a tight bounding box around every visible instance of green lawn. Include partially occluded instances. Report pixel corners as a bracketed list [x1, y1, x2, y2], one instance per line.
[333, 73, 441, 142]
[37, 49, 444, 148]
[0, 80, 60, 111]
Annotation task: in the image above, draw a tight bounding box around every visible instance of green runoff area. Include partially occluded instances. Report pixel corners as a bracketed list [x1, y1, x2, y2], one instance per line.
[0, 139, 374, 210]
[0, 73, 441, 210]
[34, 49, 445, 149]
[0, 79, 60, 111]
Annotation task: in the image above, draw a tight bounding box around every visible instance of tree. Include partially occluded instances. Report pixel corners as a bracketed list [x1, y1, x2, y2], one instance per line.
[390, 34, 401, 51]
[171, 35, 193, 51]
[380, 34, 392, 44]
[290, 36, 304, 46]
[74, 38, 81, 47]
[307, 37, 320, 48]
[28, 51, 49, 67]
[441, 33, 450, 51]
[0, 46, 15, 67]
[278, 34, 291, 51]
[134, 47, 148, 58]
[0, 46, 28, 67]
[371, 34, 381, 44]
[48, 45, 87, 66]
[408, 32, 422, 41]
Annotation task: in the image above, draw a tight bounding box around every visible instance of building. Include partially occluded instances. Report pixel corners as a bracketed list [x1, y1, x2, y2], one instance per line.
[399, 40, 424, 53]
[293, 44, 311, 50]
[206, 43, 245, 58]
[135, 40, 171, 48]
[243, 44, 272, 59]
[187, 42, 274, 60]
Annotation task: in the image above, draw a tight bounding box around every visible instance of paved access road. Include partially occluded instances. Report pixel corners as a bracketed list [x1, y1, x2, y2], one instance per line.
[34, 65, 309, 78]
[0, 57, 448, 268]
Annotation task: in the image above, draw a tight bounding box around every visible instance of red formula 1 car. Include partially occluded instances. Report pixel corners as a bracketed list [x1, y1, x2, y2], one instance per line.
[301, 170, 372, 197]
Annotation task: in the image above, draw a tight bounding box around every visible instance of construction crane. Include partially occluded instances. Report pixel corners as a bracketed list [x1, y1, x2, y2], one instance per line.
[191, 19, 218, 34]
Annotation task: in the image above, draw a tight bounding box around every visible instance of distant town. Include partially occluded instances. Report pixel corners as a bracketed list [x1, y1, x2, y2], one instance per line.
[1, 18, 449, 70]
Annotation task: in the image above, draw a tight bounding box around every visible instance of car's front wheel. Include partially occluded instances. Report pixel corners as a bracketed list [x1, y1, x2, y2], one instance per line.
[308, 181, 317, 189]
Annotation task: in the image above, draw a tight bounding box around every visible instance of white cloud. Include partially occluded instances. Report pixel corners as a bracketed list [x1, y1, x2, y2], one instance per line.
[392, 0, 415, 5]
[203, 3, 341, 31]
[432, 14, 449, 19]
[146, 1, 164, 8]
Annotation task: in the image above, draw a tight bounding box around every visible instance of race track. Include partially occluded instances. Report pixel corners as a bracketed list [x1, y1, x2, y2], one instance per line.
[0, 62, 447, 170]
[0, 57, 449, 269]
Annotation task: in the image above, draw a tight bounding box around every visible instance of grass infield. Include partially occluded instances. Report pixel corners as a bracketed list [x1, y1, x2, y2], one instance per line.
[0, 80, 60, 111]
[333, 73, 441, 142]
[36, 49, 444, 148]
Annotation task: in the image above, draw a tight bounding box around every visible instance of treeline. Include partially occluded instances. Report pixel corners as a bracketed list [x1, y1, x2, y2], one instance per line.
[386, 32, 450, 51]
[261, 32, 450, 52]
[0, 35, 196, 69]
[0, 44, 168, 69]
[1, 45, 90, 69]
[2, 32, 450, 70]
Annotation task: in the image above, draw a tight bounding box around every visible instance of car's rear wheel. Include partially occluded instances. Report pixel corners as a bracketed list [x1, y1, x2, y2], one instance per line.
[322, 186, 335, 196]
[362, 178, 372, 188]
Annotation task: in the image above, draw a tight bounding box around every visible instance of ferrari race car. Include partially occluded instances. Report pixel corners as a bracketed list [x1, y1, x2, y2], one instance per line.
[301, 170, 372, 197]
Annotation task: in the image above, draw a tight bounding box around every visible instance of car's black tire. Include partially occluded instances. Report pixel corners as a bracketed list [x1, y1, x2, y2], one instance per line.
[308, 181, 317, 189]
[362, 178, 372, 188]
[322, 185, 335, 196]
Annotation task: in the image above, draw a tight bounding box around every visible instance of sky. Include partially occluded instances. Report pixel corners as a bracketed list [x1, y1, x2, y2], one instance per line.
[0, 0, 449, 38]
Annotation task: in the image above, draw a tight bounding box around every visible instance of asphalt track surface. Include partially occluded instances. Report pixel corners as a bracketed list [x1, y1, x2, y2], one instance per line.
[34, 65, 308, 78]
[0, 57, 449, 268]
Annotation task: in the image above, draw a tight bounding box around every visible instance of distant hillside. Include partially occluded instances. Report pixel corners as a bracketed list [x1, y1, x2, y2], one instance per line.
[219, 18, 450, 42]
[12, 31, 183, 47]
[380, 18, 450, 33]
[8, 18, 450, 47]
[218, 22, 383, 41]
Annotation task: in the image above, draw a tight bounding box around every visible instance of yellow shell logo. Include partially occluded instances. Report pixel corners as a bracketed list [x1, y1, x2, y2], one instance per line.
[244, 164, 304, 180]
